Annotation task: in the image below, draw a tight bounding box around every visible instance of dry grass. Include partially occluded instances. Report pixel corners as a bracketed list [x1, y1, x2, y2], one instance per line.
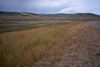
[0, 22, 83, 67]
[32, 21, 100, 67]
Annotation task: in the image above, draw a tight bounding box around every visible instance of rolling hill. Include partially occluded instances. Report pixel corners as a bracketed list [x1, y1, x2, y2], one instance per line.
[0, 11, 100, 21]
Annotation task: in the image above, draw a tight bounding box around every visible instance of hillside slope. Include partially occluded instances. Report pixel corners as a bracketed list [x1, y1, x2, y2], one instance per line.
[0, 11, 100, 21]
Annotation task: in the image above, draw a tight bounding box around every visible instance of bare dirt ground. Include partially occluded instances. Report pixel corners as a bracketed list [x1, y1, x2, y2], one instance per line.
[32, 21, 100, 67]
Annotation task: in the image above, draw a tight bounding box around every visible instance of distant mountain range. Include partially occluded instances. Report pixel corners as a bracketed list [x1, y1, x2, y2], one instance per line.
[0, 11, 100, 20]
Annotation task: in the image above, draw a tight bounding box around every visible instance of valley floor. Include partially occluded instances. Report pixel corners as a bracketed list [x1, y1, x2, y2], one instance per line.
[0, 21, 100, 67]
[33, 21, 100, 67]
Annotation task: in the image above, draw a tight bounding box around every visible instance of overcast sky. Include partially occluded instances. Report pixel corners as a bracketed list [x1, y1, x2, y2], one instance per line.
[0, 0, 100, 14]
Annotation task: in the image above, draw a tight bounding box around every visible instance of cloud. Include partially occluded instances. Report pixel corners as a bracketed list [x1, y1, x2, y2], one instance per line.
[34, 0, 67, 8]
[0, 0, 100, 14]
[57, 0, 100, 14]
[57, 0, 84, 13]
[32, 0, 100, 14]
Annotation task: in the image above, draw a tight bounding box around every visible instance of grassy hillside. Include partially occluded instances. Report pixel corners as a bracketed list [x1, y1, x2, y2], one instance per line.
[0, 22, 82, 67]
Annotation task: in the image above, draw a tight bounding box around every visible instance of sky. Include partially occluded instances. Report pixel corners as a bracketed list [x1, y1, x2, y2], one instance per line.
[0, 0, 100, 14]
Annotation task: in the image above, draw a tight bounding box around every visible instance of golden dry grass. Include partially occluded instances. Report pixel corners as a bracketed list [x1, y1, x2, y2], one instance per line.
[32, 22, 100, 67]
[0, 22, 83, 67]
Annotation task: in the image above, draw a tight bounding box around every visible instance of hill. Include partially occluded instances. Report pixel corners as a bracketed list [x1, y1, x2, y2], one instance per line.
[0, 11, 38, 16]
[0, 11, 100, 21]
[40, 13, 100, 19]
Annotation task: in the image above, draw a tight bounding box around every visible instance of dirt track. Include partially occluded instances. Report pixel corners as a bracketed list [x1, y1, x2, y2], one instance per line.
[33, 21, 100, 67]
